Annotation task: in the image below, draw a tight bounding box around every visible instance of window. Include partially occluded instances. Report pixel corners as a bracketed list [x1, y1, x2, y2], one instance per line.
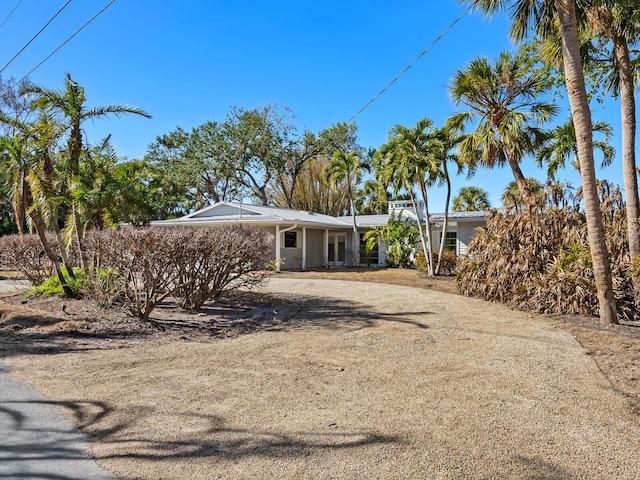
[360, 232, 379, 265]
[444, 231, 457, 252]
[284, 231, 297, 248]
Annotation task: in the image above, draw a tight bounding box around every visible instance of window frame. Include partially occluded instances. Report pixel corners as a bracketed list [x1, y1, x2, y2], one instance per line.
[284, 231, 297, 248]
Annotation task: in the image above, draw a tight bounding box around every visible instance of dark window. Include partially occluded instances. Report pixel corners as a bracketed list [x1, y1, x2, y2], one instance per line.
[360, 233, 379, 265]
[444, 231, 457, 252]
[284, 231, 297, 248]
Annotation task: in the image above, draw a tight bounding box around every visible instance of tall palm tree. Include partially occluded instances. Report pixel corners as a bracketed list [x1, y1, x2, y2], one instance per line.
[0, 136, 30, 235]
[453, 186, 491, 212]
[377, 119, 439, 275]
[449, 50, 558, 202]
[21, 73, 151, 270]
[429, 124, 463, 275]
[536, 118, 614, 179]
[323, 149, 370, 265]
[587, 2, 640, 261]
[461, 0, 618, 325]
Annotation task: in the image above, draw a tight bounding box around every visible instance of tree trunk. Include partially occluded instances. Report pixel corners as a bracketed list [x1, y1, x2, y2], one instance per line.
[612, 35, 640, 261]
[435, 160, 452, 275]
[556, 0, 618, 325]
[409, 189, 430, 274]
[418, 182, 434, 276]
[29, 209, 74, 298]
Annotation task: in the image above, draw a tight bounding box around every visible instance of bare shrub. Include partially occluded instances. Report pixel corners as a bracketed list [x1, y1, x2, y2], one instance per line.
[85, 228, 183, 320]
[172, 226, 272, 310]
[457, 181, 639, 321]
[0, 233, 55, 284]
[84, 226, 273, 319]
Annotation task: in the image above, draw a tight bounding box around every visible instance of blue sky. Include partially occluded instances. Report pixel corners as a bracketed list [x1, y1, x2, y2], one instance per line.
[0, 0, 629, 211]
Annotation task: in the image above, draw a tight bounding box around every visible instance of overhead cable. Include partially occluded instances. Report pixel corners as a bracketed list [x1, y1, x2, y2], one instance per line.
[0, 0, 24, 30]
[13, 0, 117, 87]
[347, 6, 471, 124]
[0, 0, 73, 75]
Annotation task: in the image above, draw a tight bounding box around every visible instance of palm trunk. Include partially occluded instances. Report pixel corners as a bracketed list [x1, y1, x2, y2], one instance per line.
[29, 206, 74, 297]
[435, 161, 452, 275]
[556, 0, 617, 325]
[612, 35, 640, 261]
[409, 189, 430, 274]
[418, 182, 434, 276]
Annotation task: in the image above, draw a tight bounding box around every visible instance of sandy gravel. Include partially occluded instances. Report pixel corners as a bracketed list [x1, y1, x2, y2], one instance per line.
[4, 277, 640, 479]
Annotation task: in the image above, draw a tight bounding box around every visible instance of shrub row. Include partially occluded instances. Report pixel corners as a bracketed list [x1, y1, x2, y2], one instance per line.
[1, 226, 273, 320]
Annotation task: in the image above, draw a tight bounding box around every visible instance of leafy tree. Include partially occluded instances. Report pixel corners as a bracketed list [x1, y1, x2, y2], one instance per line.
[324, 149, 370, 265]
[355, 178, 389, 215]
[453, 186, 491, 212]
[461, 0, 619, 325]
[363, 214, 420, 268]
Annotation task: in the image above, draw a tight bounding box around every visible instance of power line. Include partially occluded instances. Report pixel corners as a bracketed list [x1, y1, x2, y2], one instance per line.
[348, 6, 471, 124]
[13, 0, 117, 87]
[0, 0, 24, 30]
[0, 0, 73, 76]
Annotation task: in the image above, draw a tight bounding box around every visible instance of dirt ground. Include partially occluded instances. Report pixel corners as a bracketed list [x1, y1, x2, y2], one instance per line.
[1, 269, 640, 479]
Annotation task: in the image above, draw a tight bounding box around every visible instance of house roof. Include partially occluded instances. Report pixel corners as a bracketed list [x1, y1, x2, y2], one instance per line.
[152, 202, 488, 229]
[152, 202, 351, 228]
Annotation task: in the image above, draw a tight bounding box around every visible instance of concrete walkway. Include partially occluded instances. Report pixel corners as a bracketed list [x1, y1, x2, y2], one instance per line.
[0, 279, 116, 479]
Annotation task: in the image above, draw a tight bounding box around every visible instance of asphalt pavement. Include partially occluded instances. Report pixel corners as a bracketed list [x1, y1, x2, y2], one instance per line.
[0, 279, 117, 479]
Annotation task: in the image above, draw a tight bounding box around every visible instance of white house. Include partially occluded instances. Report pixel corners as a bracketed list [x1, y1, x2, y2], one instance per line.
[152, 200, 486, 270]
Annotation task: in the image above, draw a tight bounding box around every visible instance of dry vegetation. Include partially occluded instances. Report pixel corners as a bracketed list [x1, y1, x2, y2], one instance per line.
[1, 267, 640, 479]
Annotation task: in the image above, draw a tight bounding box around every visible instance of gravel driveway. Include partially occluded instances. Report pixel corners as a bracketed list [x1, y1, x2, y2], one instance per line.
[3, 277, 640, 479]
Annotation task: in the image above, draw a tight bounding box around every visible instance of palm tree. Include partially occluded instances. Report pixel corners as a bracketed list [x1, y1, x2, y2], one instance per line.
[461, 0, 618, 325]
[449, 50, 557, 202]
[355, 179, 389, 215]
[21, 73, 151, 270]
[323, 149, 370, 265]
[0, 136, 30, 235]
[453, 186, 490, 212]
[429, 124, 464, 275]
[536, 118, 614, 179]
[587, 3, 640, 262]
[377, 119, 439, 275]
[501, 178, 544, 213]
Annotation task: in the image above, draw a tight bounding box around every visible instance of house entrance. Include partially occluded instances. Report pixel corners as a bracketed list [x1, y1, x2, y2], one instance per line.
[328, 234, 346, 266]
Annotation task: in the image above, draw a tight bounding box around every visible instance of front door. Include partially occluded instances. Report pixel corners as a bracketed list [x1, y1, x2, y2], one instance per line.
[328, 234, 346, 266]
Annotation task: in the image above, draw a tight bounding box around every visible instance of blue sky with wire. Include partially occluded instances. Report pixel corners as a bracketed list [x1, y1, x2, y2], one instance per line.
[0, 0, 628, 211]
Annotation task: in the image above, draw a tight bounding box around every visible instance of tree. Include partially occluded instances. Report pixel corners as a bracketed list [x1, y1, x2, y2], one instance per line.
[22, 73, 151, 271]
[449, 50, 557, 202]
[376, 119, 439, 275]
[536, 118, 614, 178]
[355, 178, 389, 215]
[429, 124, 464, 275]
[324, 149, 370, 265]
[218, 104, 295, 206]
[453, 186, 491, 212]
[587, 2, 640, 262]
[501, 178, 544, 213]
[462, 0, 618, 324]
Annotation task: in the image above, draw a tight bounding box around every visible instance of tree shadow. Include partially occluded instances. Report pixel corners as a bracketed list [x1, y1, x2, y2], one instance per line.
[1, 398, 401, 466]
[512, 454, 574, 479]
[0, 292, 435, 357]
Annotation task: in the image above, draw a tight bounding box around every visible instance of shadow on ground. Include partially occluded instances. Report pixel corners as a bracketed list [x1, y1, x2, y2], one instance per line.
[0, 292, 433, 358]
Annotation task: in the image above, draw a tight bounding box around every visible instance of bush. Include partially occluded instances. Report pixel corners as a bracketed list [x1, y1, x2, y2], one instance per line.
[456, 181, 639, 321]
[173, 226, 272, 310]
[84, 226, 273, 319]
[416, 251, 458, 276]
[0, 233, 55, 285]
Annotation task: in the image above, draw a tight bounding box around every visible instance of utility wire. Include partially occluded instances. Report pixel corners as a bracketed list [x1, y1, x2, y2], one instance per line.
[0, 0, 24, 30]
[13, 0, 116, 87]
[348, 6, 471, 124]
[0, 0, 73, 75]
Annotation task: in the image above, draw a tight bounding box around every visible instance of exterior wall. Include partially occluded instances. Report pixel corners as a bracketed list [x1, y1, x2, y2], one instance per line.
[305, 229, 325, 268]
[458, 221, 484, 256]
